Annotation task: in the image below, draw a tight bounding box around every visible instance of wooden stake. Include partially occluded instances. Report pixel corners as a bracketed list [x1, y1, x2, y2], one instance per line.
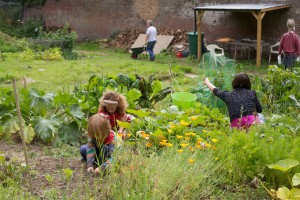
[12, 79, 34, 195]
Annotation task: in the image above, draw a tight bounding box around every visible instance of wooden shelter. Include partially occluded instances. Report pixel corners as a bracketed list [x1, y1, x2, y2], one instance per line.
[194, 4, 290, 67]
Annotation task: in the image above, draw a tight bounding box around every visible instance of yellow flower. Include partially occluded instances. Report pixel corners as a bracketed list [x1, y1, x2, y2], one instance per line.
[215, 157, 219, 160]
[167, 129, 173, 134]
[205, 143, 212, 148]
[195, 144, 202, 149]
[197, 137, 203, 142]
[165, 143, 173, 147]
[176, 135, 183, 139]
[188, 159, 195, 164]
[169, 124, 176, 129]
[184, 137, 190, 141]
[159, 141, 167, 146]
[191, 116, 198, 121]
[162, 140, 168, 143]
[180, 143, 189, 148]
[127, 133, 132, 138]
[185, 132, 191, 136]
[177, 149, 183, 153]
[202, 130, 207, 133]
[180, 120, 189, 127]
[146, 143, 153, 147]
[190, 132, 196, 136]
[211, 139, 219, 143]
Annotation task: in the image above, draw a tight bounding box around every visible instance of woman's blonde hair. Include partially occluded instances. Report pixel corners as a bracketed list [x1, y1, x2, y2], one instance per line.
[87, 114, 110, 142]
[287, 18, 295, 31]
[98, 90, 127, 115]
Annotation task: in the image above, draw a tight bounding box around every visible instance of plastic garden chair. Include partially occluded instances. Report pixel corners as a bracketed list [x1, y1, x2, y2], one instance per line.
[206, 44, 225, 66]
[268, 41, 280, 63]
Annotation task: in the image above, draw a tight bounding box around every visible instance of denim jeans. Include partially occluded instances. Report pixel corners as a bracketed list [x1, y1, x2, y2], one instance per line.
[146, 41, 156, 60]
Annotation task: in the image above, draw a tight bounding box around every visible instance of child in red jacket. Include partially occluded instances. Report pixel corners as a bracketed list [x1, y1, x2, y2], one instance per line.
[98, 91, 133, 139]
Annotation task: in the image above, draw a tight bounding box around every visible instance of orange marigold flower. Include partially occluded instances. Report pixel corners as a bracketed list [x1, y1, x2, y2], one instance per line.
[146, 143, 153, 147]
[117, 133, 123, 137]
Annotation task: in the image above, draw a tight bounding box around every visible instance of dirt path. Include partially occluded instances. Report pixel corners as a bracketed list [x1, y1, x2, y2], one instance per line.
[0, 141, 100, 197]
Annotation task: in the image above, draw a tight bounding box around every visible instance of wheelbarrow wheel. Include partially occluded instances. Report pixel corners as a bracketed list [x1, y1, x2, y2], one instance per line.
[131, 53, 138, 59]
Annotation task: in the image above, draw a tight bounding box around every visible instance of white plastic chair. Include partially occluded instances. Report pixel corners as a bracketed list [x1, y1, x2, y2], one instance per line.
[206, 44, 225, 66]
[268, 41, 280, 63]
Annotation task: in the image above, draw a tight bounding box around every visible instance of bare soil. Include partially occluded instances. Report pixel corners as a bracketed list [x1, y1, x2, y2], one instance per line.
[0, 141, 98, 197]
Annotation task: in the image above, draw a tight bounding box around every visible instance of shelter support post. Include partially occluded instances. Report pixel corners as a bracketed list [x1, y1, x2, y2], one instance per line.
[251, 11, 266, 67]
[197, 10, 204, 60]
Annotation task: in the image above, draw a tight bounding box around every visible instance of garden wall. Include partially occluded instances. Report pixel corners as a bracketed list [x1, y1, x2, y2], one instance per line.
[23, 0, 300, 44]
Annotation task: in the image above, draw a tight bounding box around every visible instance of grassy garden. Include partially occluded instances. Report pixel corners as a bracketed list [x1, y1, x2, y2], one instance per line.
[1, 26, 300, 199]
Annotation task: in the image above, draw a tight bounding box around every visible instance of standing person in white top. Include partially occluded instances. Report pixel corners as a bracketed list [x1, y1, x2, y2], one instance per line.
[145, 20, 157, 61]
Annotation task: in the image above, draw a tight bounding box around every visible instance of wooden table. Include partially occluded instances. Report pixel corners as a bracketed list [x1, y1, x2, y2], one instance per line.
[229, 41, 270, 60]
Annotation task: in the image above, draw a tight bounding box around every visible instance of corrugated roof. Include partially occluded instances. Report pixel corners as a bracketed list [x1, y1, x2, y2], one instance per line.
[194, 4, 289, 12]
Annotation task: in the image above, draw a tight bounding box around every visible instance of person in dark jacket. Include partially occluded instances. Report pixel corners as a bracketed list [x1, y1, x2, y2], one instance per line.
[204, 73, 263, 130]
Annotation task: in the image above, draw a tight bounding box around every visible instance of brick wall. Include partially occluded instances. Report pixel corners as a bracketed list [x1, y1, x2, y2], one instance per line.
[23, 0, 300, 44]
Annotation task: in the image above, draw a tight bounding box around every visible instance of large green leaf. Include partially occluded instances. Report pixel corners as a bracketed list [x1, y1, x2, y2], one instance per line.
[267, 159, 299, 172]
[276, 187, 290, 200]
[69, 104, 84, 120]
[150, 80, 162, 98]
[290, 188, 300, 199]
[23, 124, 35, 144]
[126, 88, 141, 102]
[57, 121, 83, 146]
[292, 173, 300, 186]
[29, 88, 55, 107]
[2, 115, 20, 135]
[53, 92, 79, 109]
[127, 109, 150, 118]
[116, 120, 131, 129]
[32, 115, 60, 143]
[29, 88, 55, 116]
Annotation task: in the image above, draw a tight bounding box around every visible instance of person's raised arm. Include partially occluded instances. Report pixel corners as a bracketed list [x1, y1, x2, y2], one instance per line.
[203, 78, 216, 92]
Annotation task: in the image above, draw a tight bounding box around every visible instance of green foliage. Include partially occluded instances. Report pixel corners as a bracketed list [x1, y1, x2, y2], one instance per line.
[20, 47, 63, 61]
[0, 87, 86, 145]
[75, 73, 172, 112]
[0, 154, 26, 187]
[0, 32, 28, 52]
[266, 159, 300, 200]
[258, 65, 300, 113]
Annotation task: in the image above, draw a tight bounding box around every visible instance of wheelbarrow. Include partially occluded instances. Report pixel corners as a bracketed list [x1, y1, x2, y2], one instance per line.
[131, 45, 147, 59]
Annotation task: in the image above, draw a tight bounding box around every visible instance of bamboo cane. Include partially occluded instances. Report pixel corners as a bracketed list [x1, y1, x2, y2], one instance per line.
[12, 79, 34, 195]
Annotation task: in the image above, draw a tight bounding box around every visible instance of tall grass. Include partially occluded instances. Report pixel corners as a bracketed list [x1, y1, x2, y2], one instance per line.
[85, 145, 224, 199]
